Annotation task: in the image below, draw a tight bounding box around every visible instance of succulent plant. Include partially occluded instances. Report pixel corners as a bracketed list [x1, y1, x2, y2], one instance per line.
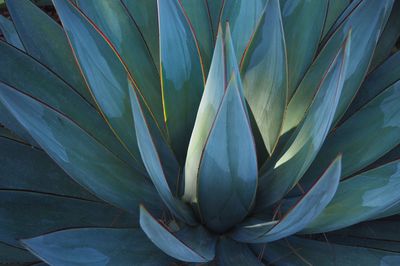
[1, 0, 400, 265]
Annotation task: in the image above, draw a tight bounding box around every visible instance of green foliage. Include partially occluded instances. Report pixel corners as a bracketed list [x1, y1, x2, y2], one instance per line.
[0, 0, 400, 265]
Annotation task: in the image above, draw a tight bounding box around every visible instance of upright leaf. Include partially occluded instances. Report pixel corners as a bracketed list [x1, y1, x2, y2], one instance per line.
[206, 0, 223, 37]
[22, 228, 173, 265]
[322, 0, 351, 37]
[140, 206, 216, 263]
[280, 0, 328, 98]
[256, 36, 350, 209]
[197, 73, 257, 233]
[241, 0, 287, 154]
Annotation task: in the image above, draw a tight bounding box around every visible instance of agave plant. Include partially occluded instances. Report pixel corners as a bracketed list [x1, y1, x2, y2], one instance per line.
[0, 0, 400, 265]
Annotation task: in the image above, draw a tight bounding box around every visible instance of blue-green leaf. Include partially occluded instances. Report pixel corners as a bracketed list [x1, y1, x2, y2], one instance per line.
[0, 15, 25, 50]
[181, 0, 214, 75]
[206, 0, 223, 37]
[0, 82, 162, 215]
[216, 237, 263, 266]
[139, 206, 216, 263]
[282, 0, 393, 135]
[305, 78, 400, 181]
[303, 160, 400, 233]
[53, 0, 143, 164]
[220, 0, 267, 61]
[322, 0, 351, 37]
[197, 73, 257, 232]
[76, 0, 164, 135]
[256, 36, 350, 209]
[241, 0, 287, 154]
[253, 236, 400, 265]
[129, 82, 196, 225]
[157, 0, 205, 162]
[280, 0, 328, 98]
[0, 242, 37, 264]
[6, 0, 93, 104]
[22, 228, 173, 265]
[0, 190, 134, 247]
[234, 156, 341, 243]
[184, 25, 225, 203]
[0, 136, 93, 199]
[370, 0, 400, 70]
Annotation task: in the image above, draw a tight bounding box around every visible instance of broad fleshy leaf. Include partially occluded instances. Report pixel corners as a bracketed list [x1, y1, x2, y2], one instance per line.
[184, 26, 225, 203]
[139, 206, 216, 263]
[216, 238, 263, 266]
[76, 0, 164, 135]
[280, 0, 328, 98]
[253, 237, 400, 265]
[197, 73, 257, 233]
[305, 79, 400, 181]
[0, 82, 162, 215]
[22, 228, 173, 265]
[282, 0, 393, 135]
[6, 0, 93, 103]
[303, 160, 400, 233]
[157, 0, 204, 162]
[0, 190, 135, 247]
[129, 83, 196, 225]
[241, 0, 287, 154]
[256, 36, 349, 209]
[53, 0, 143, 164]
[234, 156, 341, 243]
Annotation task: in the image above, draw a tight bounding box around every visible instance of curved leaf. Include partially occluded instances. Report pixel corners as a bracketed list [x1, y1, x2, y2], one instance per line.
[0, 82, 162, 215]
[157, 0, 205, 162]
[305, 79, 400, 181]
[253, 237, 400, 266]
[129, 83, 196, 225]
[280, 0, 328, 98]
[322, 0, 350, 37]
[22, 228, 173, 265]
[234, 156, 341, 243]
[76, 0, 164, 134]
[6, 0, 93, 104]
[216, 237, 263, 266]
[303, 160, 400, 233]
[139, 206, 216, 263]
[241, 0, 287, 154]
[197, 74, 257, 233]
[53, 0, 143, 164]
[282, 0, 393, 135]
[0, 15, 25, 50]
[256, 36, 349, 209]
[0, 190, 134, 247]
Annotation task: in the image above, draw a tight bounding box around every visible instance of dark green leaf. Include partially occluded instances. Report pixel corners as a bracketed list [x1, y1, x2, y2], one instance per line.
[22, 228, 173, 265]
[140, 206, 216, 263]
[206, 0, 223, 37]
[217, 237, 263, 266]
[322, 0, 350, 37]
[0, 241, 37, 264]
